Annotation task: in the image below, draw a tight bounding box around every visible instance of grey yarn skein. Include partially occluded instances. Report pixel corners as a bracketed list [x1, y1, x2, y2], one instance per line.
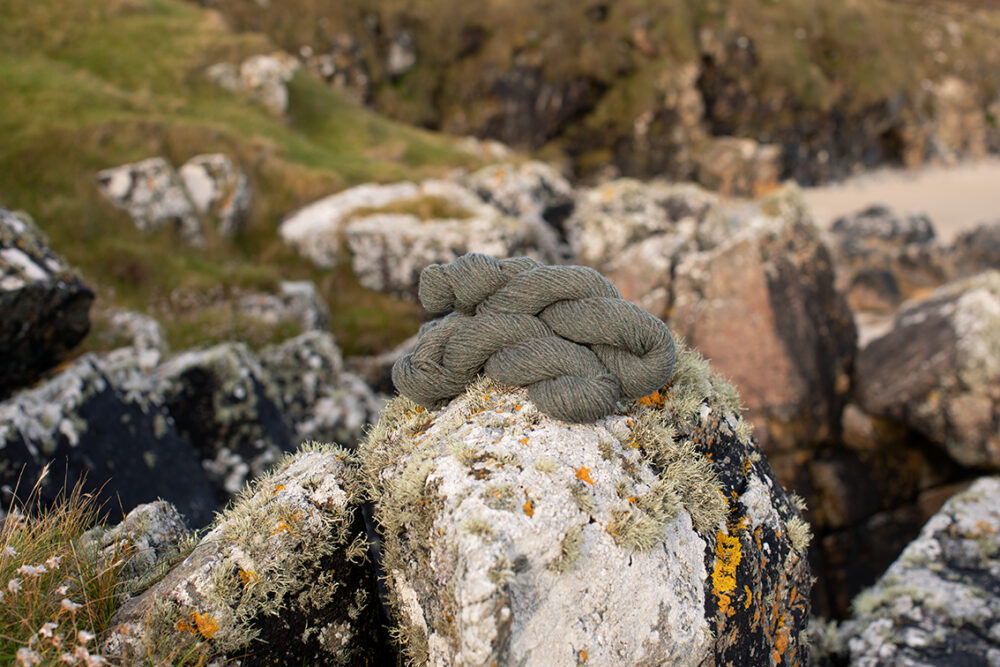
[392, 253, 676, 423]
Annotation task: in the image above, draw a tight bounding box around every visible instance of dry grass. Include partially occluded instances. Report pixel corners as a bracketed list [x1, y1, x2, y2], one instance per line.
[1, 466, 127, 666]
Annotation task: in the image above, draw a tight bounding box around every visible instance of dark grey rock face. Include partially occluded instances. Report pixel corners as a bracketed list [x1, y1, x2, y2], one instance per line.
[832, 476, 1000, 666]
[857, 271, 1000, 469]
[0, 208, 93, 398]
[0, 355, 216, 527]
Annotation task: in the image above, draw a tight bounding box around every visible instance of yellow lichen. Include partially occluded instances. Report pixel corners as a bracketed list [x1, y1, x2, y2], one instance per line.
[712, 531, 743, 617]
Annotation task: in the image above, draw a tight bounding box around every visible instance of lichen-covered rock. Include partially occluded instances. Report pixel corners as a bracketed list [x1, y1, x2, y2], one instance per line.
[152, 342, 295, 504]
[96, 157, 203, 245]
[0, 208, 93, 397]
[693, 136, 782, 198]
[0, 355, 216, 527]
[178, 153, 252, 238]
[463, 161, 575, 233]
[279, 182, 422, 268]
[361, 342, 811, 666]
[832, 476, 1000, 665]
[102, 446, 386, 665]
[565, 178, 718, 270]
[260, 331, 384, 448]
[827, 204, 947, 314]
[857, 271, 1000, 469]
[237, 280, 331, 332]
[386, 29, 417, 78]
[207, 51, 300, 115]
[81, 500, 193, 585]
[671, 186, 857, 452]
[343, 208, 560, 299]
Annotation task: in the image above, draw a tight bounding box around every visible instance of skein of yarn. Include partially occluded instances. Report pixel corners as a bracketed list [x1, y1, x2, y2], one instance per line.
[392, 253, 676, 423]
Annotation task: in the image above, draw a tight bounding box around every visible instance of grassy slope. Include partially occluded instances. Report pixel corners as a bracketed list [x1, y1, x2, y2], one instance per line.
[0, 0, 479, 356]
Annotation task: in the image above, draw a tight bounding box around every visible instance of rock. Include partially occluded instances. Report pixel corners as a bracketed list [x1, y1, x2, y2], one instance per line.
[386, 30, 416, 78]
[566, 178, 719, 270]
[260, 331, 384, 448]
[463, 161, 575, 236]
[0, 355, 216, 527]
[0, 208, 93, 397]
[102, 446, 386, 665]
[96, 157, 203, 245]
[236, 280, 331, 332]
[343, 205, 560, 299]
[693, 136, 782, 198]
[152, 342, 295, 504]
[857, 271, 1000, 469]
[360, 342, 811, 665]
[81, 500, 192, 585]
[302, 33, 371, 104]
[280, 181, 422, 269]
[108, 310, 169, 372]
[207, 51, 299, 115]
[828, 204, 946, 314]
[178, 153, 252, 238]
[670, 186, 857, 452]
[833, 476, 1000, 665]
[927, 76, 990, 164]
[947, 220, 1000, 279]
[456, 137, 512, 162]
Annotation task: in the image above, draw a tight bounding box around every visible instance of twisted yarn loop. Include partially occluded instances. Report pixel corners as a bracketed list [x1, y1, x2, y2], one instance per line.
[393, 253, 676, 423]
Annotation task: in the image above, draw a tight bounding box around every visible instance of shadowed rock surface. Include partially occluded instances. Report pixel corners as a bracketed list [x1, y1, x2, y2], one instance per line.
[102, 446, 386, 665]
[857, 271, 1000, 469]
[0, 207, 93, 398]
[0, 355, 217, 527]
[361, 342, 811, 665]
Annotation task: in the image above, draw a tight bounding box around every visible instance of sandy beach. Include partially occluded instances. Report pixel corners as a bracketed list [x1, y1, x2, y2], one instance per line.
[802, 158, 1000, 243]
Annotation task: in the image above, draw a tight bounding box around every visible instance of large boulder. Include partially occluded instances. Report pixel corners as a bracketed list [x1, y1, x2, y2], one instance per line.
[831, 476, 1000, 665]
[0, 208, 93, 397]
[179, 153, 252, 238]
[96, 157, 203, 245]
[152, 342, 296, 505]
[857, 271, 1000, 469]
[463, 161, 576, 235]
[361, 342, 812, 665]
[102, 446, 386, 665]
[206, 51, 300, 115]
[260, 331, 384, 448]
[0, 355, 216, 527]
[341, 180, 562, 299]
[670, 186, 857, 452]
[279, 181, 422, 268]
[827, 204, 947, 315]
[565, 178, 718, 270]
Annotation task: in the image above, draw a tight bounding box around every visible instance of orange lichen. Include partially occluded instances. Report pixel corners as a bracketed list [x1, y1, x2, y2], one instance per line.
[636, 390, 667, 409]
[575, 466, 594, 485]
[177, 611, 219, 639]
[523, 499, 534, 517]
[712, 531, 743, 617]
[744, 585, 753, 609]
[238, 568, 258, 585]
[519, 437, 529, 446]
[579, 649, 589, 662]
[271, 483, 285, 495]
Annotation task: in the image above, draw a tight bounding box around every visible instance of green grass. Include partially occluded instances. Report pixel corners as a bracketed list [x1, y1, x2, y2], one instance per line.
[0, 0, 478, 356]
[1, 470, 127, 665]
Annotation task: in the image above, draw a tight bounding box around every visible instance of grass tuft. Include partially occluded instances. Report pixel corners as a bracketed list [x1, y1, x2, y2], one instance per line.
[1, 467, 127, 666]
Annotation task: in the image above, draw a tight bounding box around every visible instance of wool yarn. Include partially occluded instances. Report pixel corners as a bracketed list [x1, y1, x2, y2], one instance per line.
[393, 253, 676, 423]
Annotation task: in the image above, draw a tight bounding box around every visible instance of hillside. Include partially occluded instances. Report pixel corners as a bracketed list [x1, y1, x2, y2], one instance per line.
[0, 0, 481, 356]
[204, 0, 1000, 185]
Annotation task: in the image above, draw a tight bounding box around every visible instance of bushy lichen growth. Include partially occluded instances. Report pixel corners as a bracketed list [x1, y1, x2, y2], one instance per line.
[547, 524, 584, 574]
